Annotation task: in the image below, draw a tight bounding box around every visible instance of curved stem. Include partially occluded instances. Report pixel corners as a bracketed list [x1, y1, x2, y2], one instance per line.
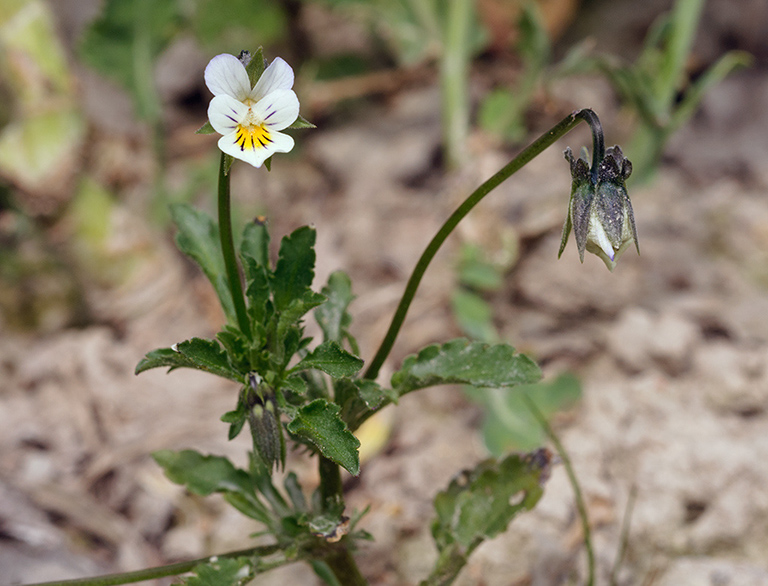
[523, 393, 595, 586]
[578, 108, 604, 184]
[22, 545, 280, 586]
[218, 153, 252, 340]
[363, 109, 601, 380]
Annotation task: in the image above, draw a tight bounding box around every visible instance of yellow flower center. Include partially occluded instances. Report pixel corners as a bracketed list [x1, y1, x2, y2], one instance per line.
[235, 123, 272, 151]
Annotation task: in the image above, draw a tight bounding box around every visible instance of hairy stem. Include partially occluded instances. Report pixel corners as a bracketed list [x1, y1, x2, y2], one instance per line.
[364, 109, 602, 380]
[217, 153, 252, 340]
[317, 456, 367, 584]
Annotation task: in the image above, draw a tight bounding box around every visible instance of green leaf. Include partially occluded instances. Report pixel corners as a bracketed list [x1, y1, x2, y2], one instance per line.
[134, 338, 242, 383]
[272, 226, 316, 311]
[472, 373, 582, 455]
[451, 290, 497, 343]
[287, 399, 360, 476]
[153, 449, 253, 495]
[315, 271, 355, 346]
[391, 339, 541, 396]
[195, 120, 216, 134]
[335, 378, 398, 431]
[182, 558, 249, 586]
[240, 216, 271, 270]
[292, 341, 364, 378]
[170, 203, 235, 324]
[423, 450, 552, 585]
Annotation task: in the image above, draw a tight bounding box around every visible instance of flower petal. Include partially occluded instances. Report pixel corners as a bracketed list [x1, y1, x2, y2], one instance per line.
[217, 128, 294, 169]
[250, 57, 294, 101]
[253, 90, 300, 132]
[205, 54, 251, 100]
[208, 95, 249, 136]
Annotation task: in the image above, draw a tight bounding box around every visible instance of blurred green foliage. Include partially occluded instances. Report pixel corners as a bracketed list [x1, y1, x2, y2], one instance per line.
[581, 0, 752, 182]
[452, 242, 582, 453]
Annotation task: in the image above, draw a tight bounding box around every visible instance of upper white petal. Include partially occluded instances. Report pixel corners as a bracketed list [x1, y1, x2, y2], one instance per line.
[205, 54, 251, 100]
[250, 57, 294, 101]
[253, 90, 300, 131]
[208, 95, 249, 135]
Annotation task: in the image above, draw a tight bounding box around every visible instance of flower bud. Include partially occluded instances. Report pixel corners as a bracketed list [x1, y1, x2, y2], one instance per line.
[558, 145, 639, 271]
[247, 376, 285, 470]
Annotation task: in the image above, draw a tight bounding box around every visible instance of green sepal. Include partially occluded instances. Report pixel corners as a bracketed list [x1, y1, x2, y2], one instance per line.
[245, 46, 266, 87]
[288, 114, 316, 129]
[287, 399, 360, 476]
[291, 341, 364, 378]
[391, 338, 542, 397]
[170, 203, 235, 324]
[272, 226, 316, 311]
[134, 337, 242, 383]
[195, 120, 215, 134]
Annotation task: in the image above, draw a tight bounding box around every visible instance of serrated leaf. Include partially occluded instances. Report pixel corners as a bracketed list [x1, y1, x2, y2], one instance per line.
[287, 399, 360, 476]
[291, 341, 364, 378]
[335, 378, 397, 431]
[423, 450, 552, 585]
[195, 120, 216, 134]
[134, 338, 242, 382]
[182, 558, 249, 586]
[272, 226, 316, 311]
[170, 203, 236, 324]
[391, 339, 541, 396]
[315, 271, 355, 345]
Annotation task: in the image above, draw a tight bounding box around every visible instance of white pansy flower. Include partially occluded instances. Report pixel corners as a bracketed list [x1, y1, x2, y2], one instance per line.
[205, 53, 300, 168]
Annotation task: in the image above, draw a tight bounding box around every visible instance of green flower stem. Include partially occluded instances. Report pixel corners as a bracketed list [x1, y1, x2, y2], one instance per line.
[22, 545, 280, 586]
[364, 109, 602, 380]
[523, 393, 594, 586]
[217, 153, 252, 340]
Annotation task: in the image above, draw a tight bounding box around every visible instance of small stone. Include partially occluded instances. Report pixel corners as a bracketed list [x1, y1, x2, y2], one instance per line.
[649, 311, 700, 375]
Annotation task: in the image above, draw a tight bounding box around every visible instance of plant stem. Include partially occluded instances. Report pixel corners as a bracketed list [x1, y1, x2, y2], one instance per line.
[523, 393, 595, 586]
[217, 152, 252, 340]
[317, 456, 367, 584]
[363, 109, 601, 380]
[323, 546, 368, 586]
[22, 545, 280, 586]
